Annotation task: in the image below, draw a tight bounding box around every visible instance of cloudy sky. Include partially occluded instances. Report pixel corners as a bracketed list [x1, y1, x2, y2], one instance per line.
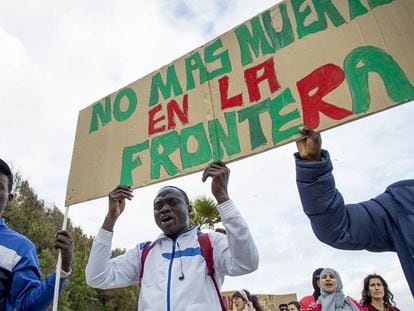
[1, 0, 413, 309]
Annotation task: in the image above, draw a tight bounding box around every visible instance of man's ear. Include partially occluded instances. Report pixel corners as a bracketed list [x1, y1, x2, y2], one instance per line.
[8, 193, 14, 203]
[188, 205, 192, 214]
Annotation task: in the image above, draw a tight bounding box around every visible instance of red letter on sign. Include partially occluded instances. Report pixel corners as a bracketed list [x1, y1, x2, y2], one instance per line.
[297, 63, 352, 128]
[219, 76, 243, 110]
[148, 104, 166, 135]
[244, 57, 280, 103]
[167, 94, 189, 129]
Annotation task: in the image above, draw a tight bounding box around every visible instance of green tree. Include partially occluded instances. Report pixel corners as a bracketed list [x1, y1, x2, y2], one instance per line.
[189, 196, 221, 230]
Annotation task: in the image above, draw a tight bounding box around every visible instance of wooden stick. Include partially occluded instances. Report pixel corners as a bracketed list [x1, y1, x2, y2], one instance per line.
[52, 205, 69, 311]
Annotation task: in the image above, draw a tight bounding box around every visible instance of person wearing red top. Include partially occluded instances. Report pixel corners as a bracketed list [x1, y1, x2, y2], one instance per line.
[300, 268, 323, 311]
[311, 268, 363, 311]
[360, 274, 400, 311]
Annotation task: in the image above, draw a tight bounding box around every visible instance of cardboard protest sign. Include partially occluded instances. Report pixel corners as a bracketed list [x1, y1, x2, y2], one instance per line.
[66, 0, 414, 206]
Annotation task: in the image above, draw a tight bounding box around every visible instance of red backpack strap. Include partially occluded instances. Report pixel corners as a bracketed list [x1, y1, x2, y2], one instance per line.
[198, 233, 227, 311]
[139, 242, 153, 287]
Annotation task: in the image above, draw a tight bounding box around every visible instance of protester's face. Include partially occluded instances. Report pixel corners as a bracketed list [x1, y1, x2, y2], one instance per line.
[368, 277, 385, 300]
[321, 272, 338, 293]
[233, 296, 246, 311]
[279, 305, 288, 311]
[288, 304, 299, 311]
[154, 187, 189, 238]
[0, 173, 12, 216]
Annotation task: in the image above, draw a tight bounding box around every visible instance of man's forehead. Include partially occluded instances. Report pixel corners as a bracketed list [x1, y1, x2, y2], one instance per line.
[0, 173, 8, 185]
[155, 187, 186, 200]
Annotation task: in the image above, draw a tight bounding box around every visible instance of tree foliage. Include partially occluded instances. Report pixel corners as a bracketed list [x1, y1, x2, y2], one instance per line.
[3, 173, 139, 310]
[189, 196, 221, 230]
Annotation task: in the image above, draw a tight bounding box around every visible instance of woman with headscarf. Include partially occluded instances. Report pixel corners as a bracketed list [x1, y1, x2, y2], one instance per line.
[360, 274, 400, 311]
[232, 289, 263, 311]
[300, 268, 324, 311]
[311, 268, 363, 311]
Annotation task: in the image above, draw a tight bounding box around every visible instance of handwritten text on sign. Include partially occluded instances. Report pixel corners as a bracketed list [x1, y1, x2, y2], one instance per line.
[66, 0, 414, 205]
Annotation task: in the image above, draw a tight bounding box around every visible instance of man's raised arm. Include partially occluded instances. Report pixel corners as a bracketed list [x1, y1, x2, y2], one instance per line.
[202, 161, 259, 276]
[85, 185, 140, 289]
[294, 127, 391, 251]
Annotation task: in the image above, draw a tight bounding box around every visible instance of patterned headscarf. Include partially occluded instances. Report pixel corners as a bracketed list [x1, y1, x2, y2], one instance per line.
[238, 290, 256, 311]
[317, 268, 360, 311]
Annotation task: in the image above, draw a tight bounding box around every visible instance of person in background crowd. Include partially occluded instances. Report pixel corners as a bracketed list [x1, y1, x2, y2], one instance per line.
[0, 158, 73, 310]
[360, 274, 400, 311]
[222, 295, 233, 311]
[300, 268, 324, 311]
[295, 126, 414, 296]
[288, 301, 301, 311]
[279, 303, 288, 311]
[232, 289, 263, 311]
[312, 268, 363, 311]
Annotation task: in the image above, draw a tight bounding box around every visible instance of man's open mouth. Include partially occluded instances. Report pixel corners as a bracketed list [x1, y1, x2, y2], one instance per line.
[161, 215, 174, 224]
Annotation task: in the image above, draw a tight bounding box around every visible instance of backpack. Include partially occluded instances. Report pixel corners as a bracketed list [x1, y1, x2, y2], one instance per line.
[138, 232, 227, 311]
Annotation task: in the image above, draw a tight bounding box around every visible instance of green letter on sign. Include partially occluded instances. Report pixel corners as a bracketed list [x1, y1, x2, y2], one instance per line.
[292, 0, 345, 39]
[149, 65, 183, 107]
[344, 46, 414, 114]
[185, 52, 208, 91]
[208, 112, 241, 161]
[180, 123, 212, 169]
[238, 100, 270, 150]
[368, 0, 393, 9]
[113, 88, 137, 122]
[268, 89, 302, 144]
[150, 131, 180, 179]
[89, 97, 111, 133]
[262, 3, 295, 52]
[348, 0, 369, 20]
[235, 14, 275, 66]
[120, 140, 150, 185]
[205, 39, 232, 81]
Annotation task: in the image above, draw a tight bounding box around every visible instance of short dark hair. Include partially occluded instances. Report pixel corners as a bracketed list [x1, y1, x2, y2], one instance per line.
[288, 301, 301, 310]
[0, 159, 13, 192]
[158, 185, 190, 205]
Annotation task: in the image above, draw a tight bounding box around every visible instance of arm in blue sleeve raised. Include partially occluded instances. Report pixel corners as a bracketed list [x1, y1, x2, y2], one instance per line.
[295, 149, 393, 251]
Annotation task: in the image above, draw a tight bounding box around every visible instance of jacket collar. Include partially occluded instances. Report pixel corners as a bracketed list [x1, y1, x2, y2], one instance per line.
[0, 218, 6, 228]
[154, 225, 199, 242]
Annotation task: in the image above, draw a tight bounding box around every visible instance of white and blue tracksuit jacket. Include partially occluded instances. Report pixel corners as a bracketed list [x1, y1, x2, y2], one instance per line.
[85, 199, 259, 310]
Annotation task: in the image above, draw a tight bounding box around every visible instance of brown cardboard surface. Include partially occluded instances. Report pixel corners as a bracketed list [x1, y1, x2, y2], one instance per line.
[66, 0, 414, 206]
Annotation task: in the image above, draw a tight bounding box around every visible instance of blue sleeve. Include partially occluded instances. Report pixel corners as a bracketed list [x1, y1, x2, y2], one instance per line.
[0, 267, 10, 309]
[10, 245, 66, 311]
[295, 150, 394, 252]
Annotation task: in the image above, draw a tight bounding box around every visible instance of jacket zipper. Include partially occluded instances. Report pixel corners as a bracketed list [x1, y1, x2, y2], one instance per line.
[166, 240, 176, 311]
